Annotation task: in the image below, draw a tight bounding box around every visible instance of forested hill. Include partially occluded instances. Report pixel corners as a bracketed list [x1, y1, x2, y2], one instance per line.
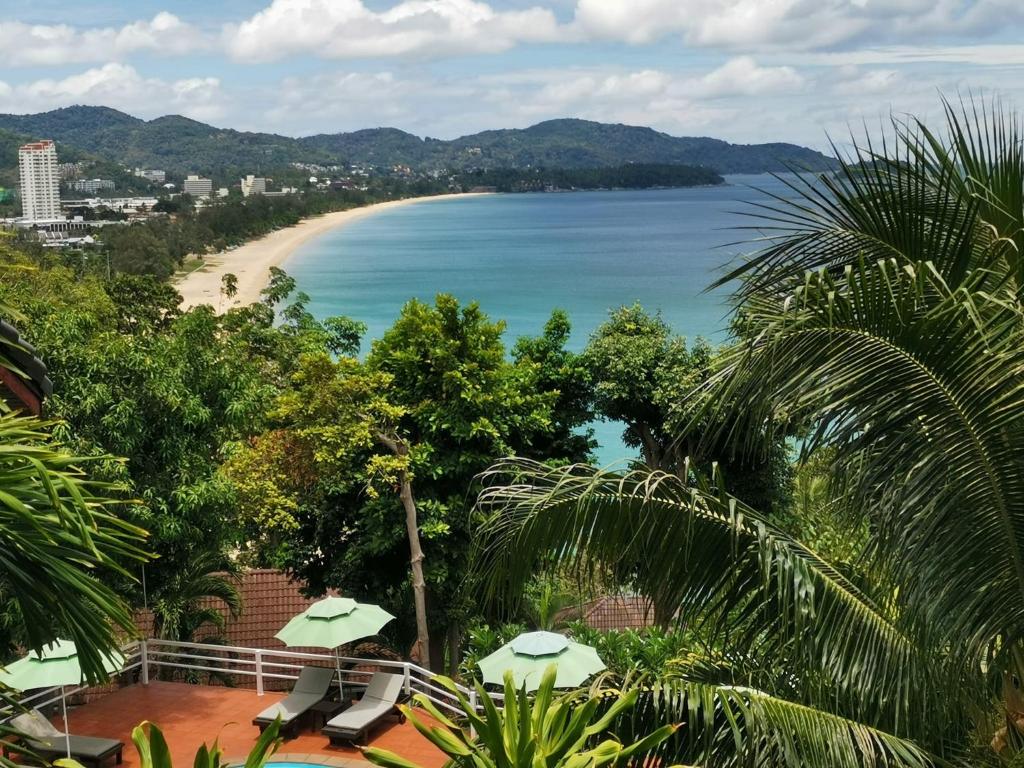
[302, 118, 836, 174]
[0, 106, 835, 175]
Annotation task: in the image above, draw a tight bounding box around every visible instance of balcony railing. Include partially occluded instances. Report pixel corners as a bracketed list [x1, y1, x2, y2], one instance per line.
[1, 639, 485, 723]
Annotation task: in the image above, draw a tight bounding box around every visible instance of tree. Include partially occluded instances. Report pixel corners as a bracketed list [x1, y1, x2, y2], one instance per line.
[228, 296, 575, 671]
[0, 255, 301, 603]
[0, 254, 148, 680]
[102, 225, 175, 279]
[473, 100, 1024, 766]
[585, 304, 710, 474]
[512, 310, 595, 464]
[221, 272, 238, 300]
[585, 304, 793, 516]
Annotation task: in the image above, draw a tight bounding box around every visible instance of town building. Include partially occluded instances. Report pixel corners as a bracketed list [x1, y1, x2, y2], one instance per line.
[58, 162, 82, 180]
[70, 178, 115, 194]
[18, 140, 63, 222]
[240, 175, 267, 197]
[134, 168, 166, 183]
[183, 174, 213, 199]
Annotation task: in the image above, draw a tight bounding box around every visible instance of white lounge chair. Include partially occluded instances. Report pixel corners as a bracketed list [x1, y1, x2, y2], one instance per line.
[4, 709, 123, 768]
[252, 665, 335, 737]
[321, 672, 406, 744]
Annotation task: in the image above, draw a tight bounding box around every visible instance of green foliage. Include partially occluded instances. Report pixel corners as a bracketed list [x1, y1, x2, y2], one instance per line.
[103, 225, 174, 279]
[228, 295, 586, 666]
[151, 550, 241, 644]
[0, 107, 833, 177]
[562, 624, 695, 678]
[585, 304, 793, 516]
[131, 717, 281, 768]
[0, 249, 347, 605]
[474, 98, 1024, 766]
[0, 413, 148, 678]
[304, 117, 836, 173]
[512, 310, 595, 464]
[362, 666, 681, 768]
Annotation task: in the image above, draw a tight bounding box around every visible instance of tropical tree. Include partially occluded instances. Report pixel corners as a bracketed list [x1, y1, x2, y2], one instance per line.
[150, 549, 242, 683]
[472, 99, 1024, 766]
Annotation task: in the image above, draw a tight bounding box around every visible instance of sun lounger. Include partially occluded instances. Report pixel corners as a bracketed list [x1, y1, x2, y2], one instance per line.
[4, 709, 123, 768]
[321, 672, 406, 745]
[252, 665, 336, 737]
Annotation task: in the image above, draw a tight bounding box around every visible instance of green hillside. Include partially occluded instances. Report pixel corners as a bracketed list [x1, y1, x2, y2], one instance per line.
[301, 118, 836, 173]
[0, 106, 338, 176]
[0, 106, 835, 177]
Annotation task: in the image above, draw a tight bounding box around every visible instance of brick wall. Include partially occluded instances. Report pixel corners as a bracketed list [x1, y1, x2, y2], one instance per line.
[578, 596, 656, 631]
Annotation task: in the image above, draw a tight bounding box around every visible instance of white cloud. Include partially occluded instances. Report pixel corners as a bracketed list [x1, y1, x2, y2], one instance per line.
[0, 64, 227, 123]
[571, 0, 1024, 51]
[689, 56, 804, 98]
[0, 13, 207, 66]
[225, 0, 564, 62]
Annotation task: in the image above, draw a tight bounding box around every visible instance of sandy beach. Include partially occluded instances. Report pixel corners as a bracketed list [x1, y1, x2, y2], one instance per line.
[174, 193, 476, 310]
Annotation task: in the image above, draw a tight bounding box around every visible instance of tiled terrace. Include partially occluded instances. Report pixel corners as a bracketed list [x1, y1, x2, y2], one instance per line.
[52, 681, 446, 768]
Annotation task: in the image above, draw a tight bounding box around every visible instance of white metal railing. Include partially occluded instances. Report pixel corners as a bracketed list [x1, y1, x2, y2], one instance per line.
[140, 638, 488, 716]
[2, 638, 499, 725]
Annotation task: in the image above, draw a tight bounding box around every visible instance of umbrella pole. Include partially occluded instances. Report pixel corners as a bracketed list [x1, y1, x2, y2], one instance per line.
[334, 648, 344, 702]
[61, 686, 71, 759]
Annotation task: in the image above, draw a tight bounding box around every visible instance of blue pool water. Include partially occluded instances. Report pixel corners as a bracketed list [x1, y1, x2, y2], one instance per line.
[287, 175, 792, 463]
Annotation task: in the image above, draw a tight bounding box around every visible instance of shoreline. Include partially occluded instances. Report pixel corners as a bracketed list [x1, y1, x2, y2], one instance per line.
[174, 192, 481, 310]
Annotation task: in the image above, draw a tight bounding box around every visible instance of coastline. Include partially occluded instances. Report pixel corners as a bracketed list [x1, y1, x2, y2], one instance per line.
[174, 192, 480, 310]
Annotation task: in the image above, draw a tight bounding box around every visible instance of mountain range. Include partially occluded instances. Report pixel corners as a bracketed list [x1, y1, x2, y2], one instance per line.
[0, 106, 835, 177]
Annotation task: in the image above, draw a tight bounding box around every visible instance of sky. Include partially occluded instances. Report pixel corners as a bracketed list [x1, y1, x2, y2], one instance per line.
[4, 0, 1024, 149]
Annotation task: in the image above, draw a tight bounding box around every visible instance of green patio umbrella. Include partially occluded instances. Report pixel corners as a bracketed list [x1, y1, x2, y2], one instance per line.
[0, 640, 124, 759]
[275, 597, 395, 698]
[478, 631, 605, 691]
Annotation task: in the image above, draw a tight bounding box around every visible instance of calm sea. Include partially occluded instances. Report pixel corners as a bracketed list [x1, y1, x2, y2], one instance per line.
[288, 174, 792, 463]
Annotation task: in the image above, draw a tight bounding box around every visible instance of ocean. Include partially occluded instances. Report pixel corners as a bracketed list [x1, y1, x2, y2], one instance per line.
[287, 174, 792, 463]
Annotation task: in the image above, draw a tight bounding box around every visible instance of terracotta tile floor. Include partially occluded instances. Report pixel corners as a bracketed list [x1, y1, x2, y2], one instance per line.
[52, 681, 446, 768]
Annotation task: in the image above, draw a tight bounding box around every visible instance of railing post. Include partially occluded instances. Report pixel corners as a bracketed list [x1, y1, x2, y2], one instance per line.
[140, 639, 149, 686]
[468, 690, 477, 739]
[255, 651, 265, 696]
[403, 662, 411, 696]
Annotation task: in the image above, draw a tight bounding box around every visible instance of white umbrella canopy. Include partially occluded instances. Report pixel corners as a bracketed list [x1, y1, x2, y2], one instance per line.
[0, 640, 125, 758]
[275, 597, 395, 697]
[478, 630, 606, 692]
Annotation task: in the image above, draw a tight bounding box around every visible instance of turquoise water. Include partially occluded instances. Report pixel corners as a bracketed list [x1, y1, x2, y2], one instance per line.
[288, 175, 791, 463]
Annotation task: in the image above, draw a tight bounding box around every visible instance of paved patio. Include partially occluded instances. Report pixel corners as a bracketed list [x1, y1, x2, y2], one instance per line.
[51, 681, 446, 768]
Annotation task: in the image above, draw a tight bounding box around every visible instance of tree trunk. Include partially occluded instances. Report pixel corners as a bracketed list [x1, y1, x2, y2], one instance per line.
[376, 431, 431, 669]
[446, 623, 461, 677]
[636, 423, 662, 470]
[398, 467, 431, 668]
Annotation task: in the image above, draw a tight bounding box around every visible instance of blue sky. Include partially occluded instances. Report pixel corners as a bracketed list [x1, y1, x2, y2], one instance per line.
[4, 0, 1024, 149]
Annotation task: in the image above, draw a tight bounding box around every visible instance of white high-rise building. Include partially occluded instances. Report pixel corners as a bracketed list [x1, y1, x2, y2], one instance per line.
[183, 175, 213, 199]
[241, 175, 267, 197]
[18, 140, 62, 222]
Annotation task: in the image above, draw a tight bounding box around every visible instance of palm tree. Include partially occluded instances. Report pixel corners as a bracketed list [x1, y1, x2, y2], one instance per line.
[151, 550, 241, 644]
[472, 99, 1024, 767]
[150, 550, 241, 684]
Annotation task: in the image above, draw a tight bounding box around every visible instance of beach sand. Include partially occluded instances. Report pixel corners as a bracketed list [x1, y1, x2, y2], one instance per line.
[174, 193, 475, 310]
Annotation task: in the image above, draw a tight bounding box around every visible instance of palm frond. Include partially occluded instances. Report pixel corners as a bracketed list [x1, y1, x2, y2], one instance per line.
[0, 413, 148, 681]
[473, 459, 958, 748]
[703, 255, 1024, 662]
[615, 678, 935, 768]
